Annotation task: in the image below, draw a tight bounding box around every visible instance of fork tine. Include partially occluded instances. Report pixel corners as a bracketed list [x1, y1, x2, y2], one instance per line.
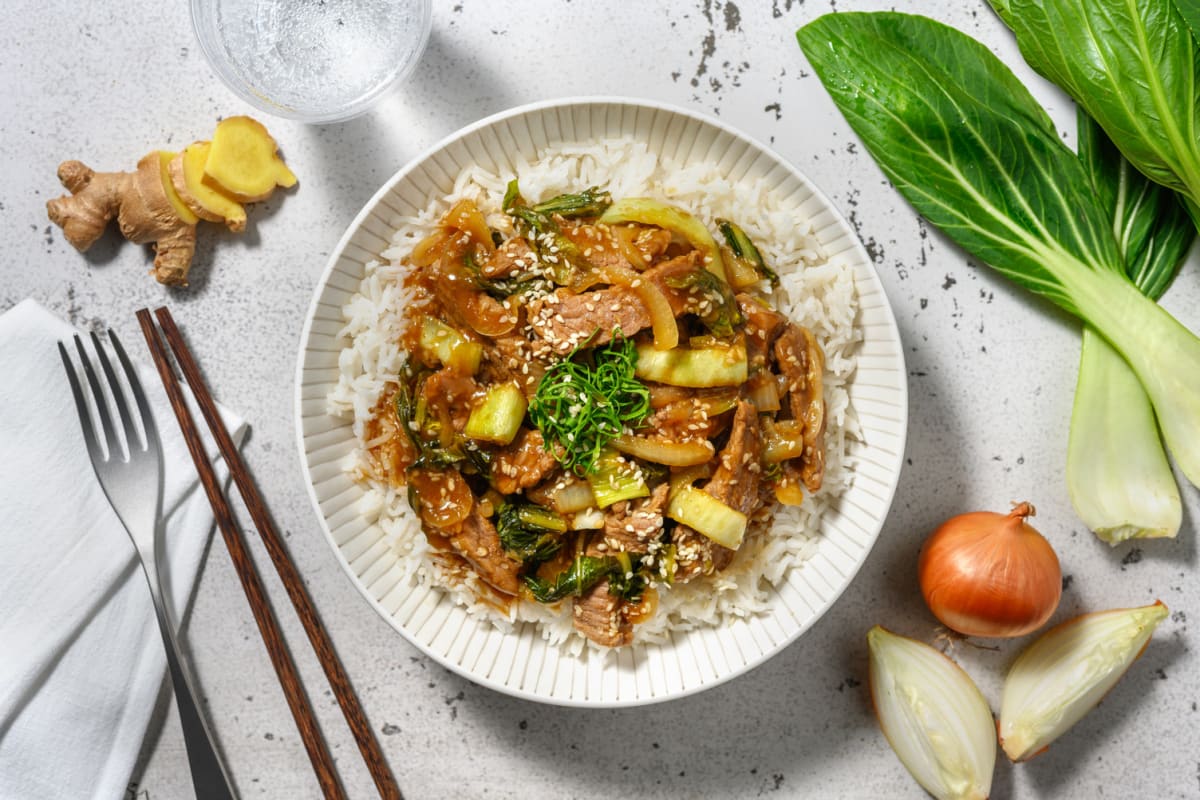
[58, 342, 104, 462]
[109, 329, 158, 446]
[73, 334, 122, 461]
[90, 331, 141, 452]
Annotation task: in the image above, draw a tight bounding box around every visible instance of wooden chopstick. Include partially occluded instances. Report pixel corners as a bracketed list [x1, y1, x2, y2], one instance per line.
[150, 306, 404, 800]
[136, 309, 348, 800]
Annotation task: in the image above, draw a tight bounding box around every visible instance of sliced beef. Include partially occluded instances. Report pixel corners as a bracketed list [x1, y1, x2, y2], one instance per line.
[363, 388, 419, 487]
[491, 427, 559, 495]
[737, 293, 787, 355]
[607, 224, 675, 268]
[672, 400, 763, 582]
[572, 578, 633, 647]
[420, 368, 479, 433]
[629, 227, 673, 265]
[641, 389, 733, 442]
[774, 323, 826, 492]
[671, 525, 734, 582]
[431, 255, 518, 337]
[561, 221, 637, 275]
[481, 236, 537, 279]
[602, 482, 669, 554]
[705, 399, 765, 516]
[482, 332, 554, 399]
[447, 506, 521, 596]
[527, 285, 649, 353]
[526, 252, 712, 354]
[642, 251, 705, 316]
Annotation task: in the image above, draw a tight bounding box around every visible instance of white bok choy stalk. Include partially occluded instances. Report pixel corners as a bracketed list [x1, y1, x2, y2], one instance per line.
[1068, 112, 1196, 543]
[867, 627, 995, 800]
[796, 13, 1200, 488]
[999, 602, 1168, 762]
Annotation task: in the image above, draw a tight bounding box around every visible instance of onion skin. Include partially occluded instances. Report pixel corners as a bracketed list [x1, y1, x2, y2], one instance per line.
[918, 502, 1061, 638]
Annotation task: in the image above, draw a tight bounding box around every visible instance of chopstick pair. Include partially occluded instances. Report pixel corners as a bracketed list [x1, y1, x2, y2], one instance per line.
[136, 307, 402, 800]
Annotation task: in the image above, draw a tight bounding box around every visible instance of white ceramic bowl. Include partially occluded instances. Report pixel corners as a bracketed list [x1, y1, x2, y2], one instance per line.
[295, 98, 907, 706]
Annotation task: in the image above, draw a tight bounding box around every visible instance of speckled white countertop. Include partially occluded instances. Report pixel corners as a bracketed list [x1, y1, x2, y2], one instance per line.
[3, 1, 1198, 798]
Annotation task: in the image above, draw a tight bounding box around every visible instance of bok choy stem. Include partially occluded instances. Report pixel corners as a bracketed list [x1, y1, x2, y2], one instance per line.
[1069, 330, 1181, 541]
[1067, 112, 1193, 542]
[1071, 267, 1200, 487]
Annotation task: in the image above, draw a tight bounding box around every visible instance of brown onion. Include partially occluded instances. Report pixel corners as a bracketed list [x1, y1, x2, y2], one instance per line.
[918, 502, 1061, 638]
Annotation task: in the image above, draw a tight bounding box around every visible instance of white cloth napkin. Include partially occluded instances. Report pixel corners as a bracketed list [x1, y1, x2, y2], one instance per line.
[0, 299, 246, 800]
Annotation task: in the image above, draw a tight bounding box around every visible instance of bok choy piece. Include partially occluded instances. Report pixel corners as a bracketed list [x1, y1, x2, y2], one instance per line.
[523, 553, 646, 603]
[496, 502, 567, 564]
[502, 179, 598, 289]
[1171, 0, 1200, 41]
[1069, 112, 1195, 543]
[796, 12, 1200, 487]
[988, 0, 1200, 227]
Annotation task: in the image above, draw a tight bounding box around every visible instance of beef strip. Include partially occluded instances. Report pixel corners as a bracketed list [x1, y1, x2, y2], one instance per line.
[420, 367, 479, 433]
[602, 482, 669, 554]
[736, 293, 787, 354]
[481, 236, 537, 279]
[672, 400, 764, 582]
[430, 255, 517, 337]
[491, 427, 559, 495]
[631, 227, 673, 264]
[571, 538, 634, 647]
[641, 389, 733, 442]
[572, 578, 633, 647]
[447, 505, 522, 596]
[774, 323, 827, 492]
[363, 389, 418, 487]
[642, 250, 705, 316]
[526, 252, 709, 354]
[482, 331, 554, 399]
[560, 221, 636, 275]
[527, 285, 649, 353]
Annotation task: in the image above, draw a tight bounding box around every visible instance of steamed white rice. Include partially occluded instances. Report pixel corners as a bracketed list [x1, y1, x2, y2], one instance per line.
[328, 138, 861, 653]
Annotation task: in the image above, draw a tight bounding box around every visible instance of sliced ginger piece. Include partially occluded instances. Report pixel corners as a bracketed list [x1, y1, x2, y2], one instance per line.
[203, 115, 297, 202]
[169, 141, 246, 232]
[156, 151, 198, 225]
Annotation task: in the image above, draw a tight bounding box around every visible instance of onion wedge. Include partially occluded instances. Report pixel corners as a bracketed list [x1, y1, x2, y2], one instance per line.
[611, 434, 715, 466]
[867, 626, 995, 800]
[999, 601, 1168, 762]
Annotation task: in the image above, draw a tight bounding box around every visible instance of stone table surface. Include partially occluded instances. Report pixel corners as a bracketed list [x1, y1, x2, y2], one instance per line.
[2, 1, 1198, 798]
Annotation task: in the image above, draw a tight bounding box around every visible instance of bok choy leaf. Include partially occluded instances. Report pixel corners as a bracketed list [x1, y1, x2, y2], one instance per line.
[1171, 0, 1200, 41]
[796, 12, 1200, 487]
[1069, 111, 1194, 543]
[988, 0, 1200, 226]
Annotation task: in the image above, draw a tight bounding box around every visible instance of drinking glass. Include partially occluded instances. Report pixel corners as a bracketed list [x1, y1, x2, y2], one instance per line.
[191, 0, 432, 124]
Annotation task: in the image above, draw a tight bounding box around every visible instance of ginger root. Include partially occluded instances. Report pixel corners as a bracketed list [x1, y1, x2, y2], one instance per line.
[204, 116, 297, 202]
[47, 155, 197, 286]
[47, 115, 296, 287]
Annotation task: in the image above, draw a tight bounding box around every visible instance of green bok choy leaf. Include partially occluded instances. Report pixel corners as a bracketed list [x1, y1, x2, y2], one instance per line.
[988, 0, 1200, 226]
[1070, 111, 1195, 543]
[1171, 0, 1200, 41]
[796, 12, 1200, 487]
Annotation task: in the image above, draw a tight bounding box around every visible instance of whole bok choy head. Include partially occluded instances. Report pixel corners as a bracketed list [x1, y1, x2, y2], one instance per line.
[1069, 112, 1196, 543]
[795, 12, 1200, 490]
